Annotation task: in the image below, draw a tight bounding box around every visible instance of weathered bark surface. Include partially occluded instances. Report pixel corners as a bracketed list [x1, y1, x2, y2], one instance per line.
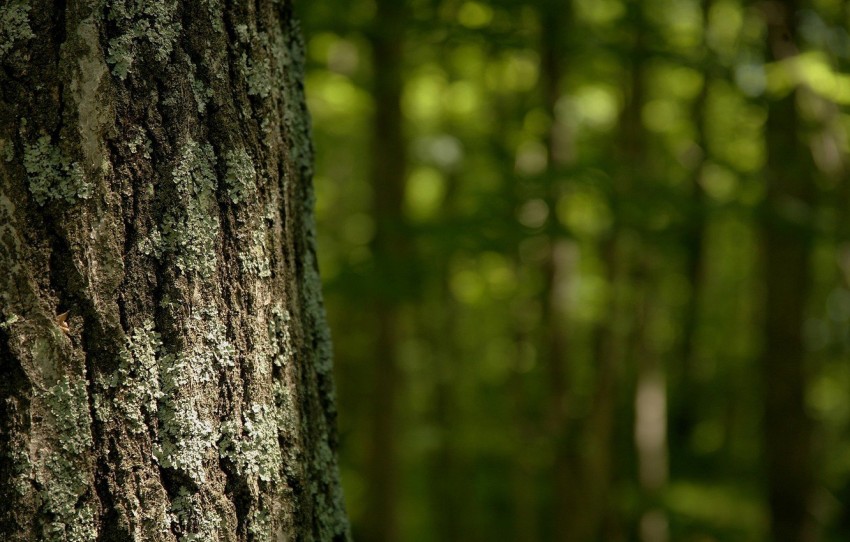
[0, 1, 349, 540]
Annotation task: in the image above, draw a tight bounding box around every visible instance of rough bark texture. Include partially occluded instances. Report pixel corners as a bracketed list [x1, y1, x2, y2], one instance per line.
[0, 1, 350, 540]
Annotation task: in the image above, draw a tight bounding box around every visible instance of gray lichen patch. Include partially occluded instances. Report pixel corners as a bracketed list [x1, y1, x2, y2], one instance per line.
[188, 62, 214, 114]
[7, 444, 33, 496]
[233, 27, 273, 100]
[154, 393, 217, 485]
[23, 136, 93, 205]
[169, 486, 222, 542]
[219, 402, 282, 483]
[152, 305, 235, 484]
[247, 507, 273, 542]
[309, 439, 349, 540]
[105, 0, 181, 79]
[223, 148, 257, 204]
[159, 139, 220, 276]
[97, 320, 164, 432]
[300, 206, 334, 376]
[268, 303, 294, 369]
[199, 0, 225, 35]
[127, 130, 152, 158]
[245, 52, 272, 99]
[238, 230, 271, 278]
[36, 375, 97, 542]
[2, 137, 15, 162]
[0, 1, 35, 58]
[43, 377, 94, 454]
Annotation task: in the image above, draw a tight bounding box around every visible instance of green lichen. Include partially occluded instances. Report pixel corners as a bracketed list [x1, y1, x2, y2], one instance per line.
[139, 228, 162, 257]
[105, 0, 181, 79]
[159, 139, 220, 276]
[153, 306, 234, 483]
[191, 305, 236, 369]
[247, 507, 272, 542]
[169, 486, 222, 542]
[127, 131, 152, 158]
[245, 52, 272, 98]
[234, 24, 249, 43]
[219, 402, 282, 483]
[236, 28, 273, 99]
[97, 320, 163, 432]
[154, 393, 217, 484]
[38, 376, 97, 542]
[0, 2, 35, 57]
[43, 376, 93, 455]
[97, 314, 234, 486]
[188, 62, 214, 114]
[2, 138, 15, 162]
[238, 230, 271, 278]
[8, 445, 33, 496]
[0, 313, 19, 329]
[268, 304, 293, 368]
[23, 136, 93, 205]
[223, 148, 256, 204]
[309, 439, 349, 539]
[300, 198, 333, 376]
[262, 17, 314, 182]
[200, 0, 225, 34]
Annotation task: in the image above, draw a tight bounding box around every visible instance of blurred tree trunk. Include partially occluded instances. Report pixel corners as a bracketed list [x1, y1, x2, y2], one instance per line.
[619, 8, 669, 541]
[0, 1, 349, 541]
[587, 235, 629, 541]
[365, 1, 407, 541]
[536, 2, 580, 540]
[427, 168, 467, 542]
[672, 0, 712, 450]
[427, 292, 464, 542]
[760, 1, 816, 541]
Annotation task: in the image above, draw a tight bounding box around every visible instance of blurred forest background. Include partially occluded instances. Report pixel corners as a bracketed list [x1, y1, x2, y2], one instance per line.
[297, 0, 850, 540]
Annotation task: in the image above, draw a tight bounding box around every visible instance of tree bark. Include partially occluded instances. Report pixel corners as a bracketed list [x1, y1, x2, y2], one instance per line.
[0, 1, 350, 540]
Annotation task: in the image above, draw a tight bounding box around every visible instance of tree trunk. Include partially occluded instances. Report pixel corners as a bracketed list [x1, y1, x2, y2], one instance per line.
[535, 2, 580, 539]
[364, 1, 407, 541]
[760, 1, 815, 541]
[671, 0, 711, 451]
[0, 1, 349, 540]
[617, 8, 669, 541]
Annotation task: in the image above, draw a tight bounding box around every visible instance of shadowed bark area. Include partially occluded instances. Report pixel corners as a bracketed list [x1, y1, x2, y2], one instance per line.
[0, 1, 349, 540]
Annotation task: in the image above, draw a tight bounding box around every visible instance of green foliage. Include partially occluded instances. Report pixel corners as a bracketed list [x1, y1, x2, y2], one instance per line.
[300, 0, 850, 540]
